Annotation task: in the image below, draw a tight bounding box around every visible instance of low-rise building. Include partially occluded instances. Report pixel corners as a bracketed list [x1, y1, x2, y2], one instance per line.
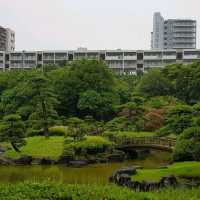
[0, 49, 200, 74]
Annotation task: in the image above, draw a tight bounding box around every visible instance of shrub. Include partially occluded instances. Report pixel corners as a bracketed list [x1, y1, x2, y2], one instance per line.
[26, 129, 43, 137]
[143, 109, 165, 131]
[49, 126, 68, 136]
[173, 127, 200, 161]
[64, 136, 114, 155]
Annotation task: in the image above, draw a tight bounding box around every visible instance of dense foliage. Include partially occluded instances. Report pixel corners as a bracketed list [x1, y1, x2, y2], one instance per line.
[0, 60, 200, 160]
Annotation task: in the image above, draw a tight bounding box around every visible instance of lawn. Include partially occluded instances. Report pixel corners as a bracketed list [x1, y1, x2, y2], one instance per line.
[132, 161, 200, 181]
[0, 182, 200, 200]
[5, 136, 65, 159]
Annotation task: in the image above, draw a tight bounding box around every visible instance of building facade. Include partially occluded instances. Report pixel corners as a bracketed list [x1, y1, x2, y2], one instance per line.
[151, 13, 196, 50]
[0, 26, 15, 52]
[0, 49, 200, 74]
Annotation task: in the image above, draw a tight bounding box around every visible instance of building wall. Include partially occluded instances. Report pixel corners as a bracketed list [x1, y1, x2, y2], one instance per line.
[151, 13, 197, 50]
[1, 49, 200, 74]
[152, 12, 164, 50]
[0, 26, 15, 52]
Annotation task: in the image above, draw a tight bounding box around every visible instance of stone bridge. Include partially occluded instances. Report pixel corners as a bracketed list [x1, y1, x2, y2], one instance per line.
[110, 137, 176, 152]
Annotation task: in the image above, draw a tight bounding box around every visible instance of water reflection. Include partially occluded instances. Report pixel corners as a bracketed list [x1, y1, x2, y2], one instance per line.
[0, 150, 171, 184]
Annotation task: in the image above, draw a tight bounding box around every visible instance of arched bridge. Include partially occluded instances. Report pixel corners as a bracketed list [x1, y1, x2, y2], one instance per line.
[110, 137, 176, 152]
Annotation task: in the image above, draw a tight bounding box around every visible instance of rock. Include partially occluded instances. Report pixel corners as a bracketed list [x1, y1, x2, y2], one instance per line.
[160, 175, 178, 187]
[0, 147, 6, 154]
[87, 158, 97, 164]
[31, 158, 42, 165]
[15, 156, 32, 165]
[68, 160, 88, 167]
[115, 167, 137, 176]
[110, 167, 178, 192]
[107, 151, 126, 162]
[57, 156, 73, 164]
[0, 157, 14, 165]
[40, 158, 53, 165]
[109, 167, 137, 184]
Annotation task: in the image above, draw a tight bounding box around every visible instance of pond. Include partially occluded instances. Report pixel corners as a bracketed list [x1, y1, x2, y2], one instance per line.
[0, 150, 171, 184]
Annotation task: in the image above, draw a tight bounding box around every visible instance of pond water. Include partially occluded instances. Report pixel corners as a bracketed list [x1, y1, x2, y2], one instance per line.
[0, 150, 171, 184]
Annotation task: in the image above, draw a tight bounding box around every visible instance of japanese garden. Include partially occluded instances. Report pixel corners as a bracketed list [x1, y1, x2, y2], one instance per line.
[0, 60, 199, 199]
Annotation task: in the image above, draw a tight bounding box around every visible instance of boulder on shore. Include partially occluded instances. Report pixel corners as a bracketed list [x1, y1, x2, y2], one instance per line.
[68, 160, 88, 168]
[0, 157, 14, 165]
[15, 156, 33, 165]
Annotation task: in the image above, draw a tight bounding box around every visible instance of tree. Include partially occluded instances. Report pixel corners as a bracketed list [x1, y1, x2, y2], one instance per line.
[78, 90, 119, 120]
[136, 69, 173, 97]
[0, 114, 25, 152]
[27, 75, 58, 137]
[50, 60, 117, 118]
[173, 127, 200, 161]
[159, 105, 193, 136]
[66, 117, 88, 141]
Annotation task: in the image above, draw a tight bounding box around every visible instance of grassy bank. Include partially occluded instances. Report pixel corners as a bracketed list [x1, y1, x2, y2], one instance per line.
[133, 161, 200, 181]
[0, 182, 199, 200]
[5, 136, 65, 159]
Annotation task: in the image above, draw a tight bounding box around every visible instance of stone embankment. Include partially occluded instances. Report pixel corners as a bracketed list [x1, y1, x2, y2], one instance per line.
[109, 167, 178, 192]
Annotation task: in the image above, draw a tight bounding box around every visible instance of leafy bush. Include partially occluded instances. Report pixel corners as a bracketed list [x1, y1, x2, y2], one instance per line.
[26, 129, 43, 137]
[143, 109, 165, 131]
[173, 127, 200, 161]
[64, 136, 114, 155]
[49, 126, 68, 136]
[104, 117, 129, 131]
[159, 105, 193, 136]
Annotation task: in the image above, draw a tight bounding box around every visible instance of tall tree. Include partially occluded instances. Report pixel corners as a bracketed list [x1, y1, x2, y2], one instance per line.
[28, 75, 58, 137]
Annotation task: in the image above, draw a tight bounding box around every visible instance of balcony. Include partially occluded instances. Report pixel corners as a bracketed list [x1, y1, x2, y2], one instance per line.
[124, 56, 137, 60]
[43, 56, 54, 60]
[105, 56, 123, 60]
[183, 54, 200, 60]
[10, 54, 23, 60]
[24, 56, 37, 60]
[10, 63, 23, 68]
[23, 63, 36, 68]
[143, 54, 162, 60]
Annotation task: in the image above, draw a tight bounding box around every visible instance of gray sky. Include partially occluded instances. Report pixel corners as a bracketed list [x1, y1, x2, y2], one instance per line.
[0, 0, 199, 50]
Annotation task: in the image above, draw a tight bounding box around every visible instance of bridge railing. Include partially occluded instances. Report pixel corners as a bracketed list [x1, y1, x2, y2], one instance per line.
[110, 136, 176, 149]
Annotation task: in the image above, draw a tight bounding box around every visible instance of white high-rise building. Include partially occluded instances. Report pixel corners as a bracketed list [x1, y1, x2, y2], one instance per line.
[0, 26, 15, 51]
[151, 12, 196, 50]
[151, 12, 164, 49]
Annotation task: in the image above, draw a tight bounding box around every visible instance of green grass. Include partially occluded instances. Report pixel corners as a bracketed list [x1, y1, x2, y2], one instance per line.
[5, 136, 65, 159]
[133, 161, 200, 182]
[0, 182, 199, 200]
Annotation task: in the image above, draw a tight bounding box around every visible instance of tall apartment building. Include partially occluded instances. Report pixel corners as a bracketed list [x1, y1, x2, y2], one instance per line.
[0, 26, 15, 51]
[151, 12, 196, 50]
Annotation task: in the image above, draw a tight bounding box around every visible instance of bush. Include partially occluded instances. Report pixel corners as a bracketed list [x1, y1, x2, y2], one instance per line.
[173, 127, 200, 161]
[64, 136, 114, 155]
[104, 117, 128, 131]
[26, 129, 43, 137]
[49, 126, 68, 136]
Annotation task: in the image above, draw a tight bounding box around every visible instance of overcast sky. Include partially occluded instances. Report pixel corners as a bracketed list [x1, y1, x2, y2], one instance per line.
[0, 0, 199, 50]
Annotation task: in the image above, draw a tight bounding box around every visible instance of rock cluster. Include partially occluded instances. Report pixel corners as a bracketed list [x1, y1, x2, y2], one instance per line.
[109, 167, 178, 192]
